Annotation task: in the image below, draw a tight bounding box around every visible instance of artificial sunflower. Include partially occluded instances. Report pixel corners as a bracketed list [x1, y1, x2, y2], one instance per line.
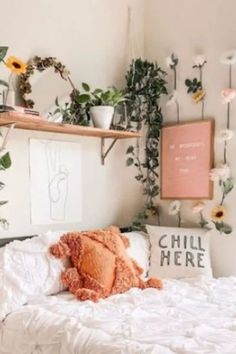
[192, 89, 205, 103]
[5, 56, 27, 74]
[211, 205, 227, 223]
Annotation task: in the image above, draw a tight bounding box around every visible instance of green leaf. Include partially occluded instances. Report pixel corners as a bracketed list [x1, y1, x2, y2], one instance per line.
[0, 47, 8, 62]
[75, 94, 91, 104]
[185, 79, 192, 87]
[93, 88, 103, 95]
[223, 224, 233, 234]
[223, 178, 234, 196]
[55, 97, 59, 106]
[0, 79, 9, 88]
[135, 175, 143, 181]
[0, 200, 8, 206]
[126, 157, 134, 166]
[0, 218, 9, 230]
[82, 82, 90, 92]
[0, 152, 11, 170]
[187, 87, 193, 94]
[126, 146, 134, 154]
[215, 222, 232, 234]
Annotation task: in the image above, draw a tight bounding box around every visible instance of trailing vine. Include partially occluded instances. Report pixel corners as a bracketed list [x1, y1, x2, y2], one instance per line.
[125, 59, 167, 230]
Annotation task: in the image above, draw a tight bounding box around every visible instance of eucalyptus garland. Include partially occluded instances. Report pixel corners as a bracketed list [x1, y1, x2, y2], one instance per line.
[125, 59, 167, 230]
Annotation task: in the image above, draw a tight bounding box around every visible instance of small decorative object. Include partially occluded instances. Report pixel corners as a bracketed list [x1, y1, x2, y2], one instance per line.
[185, 54, 207, 120]
[168, 200, 182, 227]
[0, 46, 27, 106]
[166, 53, 180, 123]
[112, 103, 128, 130]
[161, 120, 214, 199]
[210, 50, 236, 235]
[125, 58, 167, 230]
[192, 201, 208, 228]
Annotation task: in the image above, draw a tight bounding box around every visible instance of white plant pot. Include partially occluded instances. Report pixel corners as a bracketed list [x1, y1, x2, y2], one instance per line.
[90, 106, 114, 129]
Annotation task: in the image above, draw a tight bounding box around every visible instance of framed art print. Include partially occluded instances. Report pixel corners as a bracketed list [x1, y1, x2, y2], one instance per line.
[161, 119, 214, 199]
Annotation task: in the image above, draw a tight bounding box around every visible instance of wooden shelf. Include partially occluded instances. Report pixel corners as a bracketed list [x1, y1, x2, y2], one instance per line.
[0, 112, 140, 139]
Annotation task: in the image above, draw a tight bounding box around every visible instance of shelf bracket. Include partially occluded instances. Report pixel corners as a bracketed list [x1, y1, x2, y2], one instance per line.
[0, 122, 15, 153]
[101, 138, 118, 165]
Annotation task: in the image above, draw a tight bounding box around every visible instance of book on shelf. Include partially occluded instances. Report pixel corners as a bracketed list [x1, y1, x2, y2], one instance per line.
[0, 105, 40, 117]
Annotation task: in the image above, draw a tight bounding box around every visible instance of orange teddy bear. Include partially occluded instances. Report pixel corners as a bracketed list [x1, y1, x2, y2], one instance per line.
[50, 226, 162, 302]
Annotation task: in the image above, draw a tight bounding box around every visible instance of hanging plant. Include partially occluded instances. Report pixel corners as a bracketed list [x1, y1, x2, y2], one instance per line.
[166, 53, 180, 123]
[125, 59, 167, 230]
[209, 50, 236, 234]
[185, 55, 207, 119]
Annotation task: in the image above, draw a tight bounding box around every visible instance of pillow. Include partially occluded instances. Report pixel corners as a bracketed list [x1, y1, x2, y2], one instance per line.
[0, 230, 68, 320]
[49, 226, 162, 302]
[124, 231, 150, 279]
[146, 225, 212, 279]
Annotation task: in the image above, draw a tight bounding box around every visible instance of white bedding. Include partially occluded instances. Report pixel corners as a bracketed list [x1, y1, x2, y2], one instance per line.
[1, 276, 236, 354]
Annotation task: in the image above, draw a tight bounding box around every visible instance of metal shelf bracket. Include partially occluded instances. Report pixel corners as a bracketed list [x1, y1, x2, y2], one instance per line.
[0, 122, 15, 153]
[101, 138, 118, 165]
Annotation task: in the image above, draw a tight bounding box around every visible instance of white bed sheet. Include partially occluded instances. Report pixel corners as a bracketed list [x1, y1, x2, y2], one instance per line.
[1, 276, 236, 354]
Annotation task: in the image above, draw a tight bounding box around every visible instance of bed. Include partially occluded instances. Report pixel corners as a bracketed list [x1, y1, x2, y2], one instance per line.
[1, 233, 236, 354]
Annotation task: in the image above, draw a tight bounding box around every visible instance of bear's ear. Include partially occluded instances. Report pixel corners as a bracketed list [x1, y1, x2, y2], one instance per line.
[49, 241, 71, 258]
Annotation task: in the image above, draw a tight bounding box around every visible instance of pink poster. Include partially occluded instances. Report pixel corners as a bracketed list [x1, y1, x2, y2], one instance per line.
[161, 120, 214, 199]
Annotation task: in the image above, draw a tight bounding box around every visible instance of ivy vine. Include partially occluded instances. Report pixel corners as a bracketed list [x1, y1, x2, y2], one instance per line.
[125, 59, 167, 230]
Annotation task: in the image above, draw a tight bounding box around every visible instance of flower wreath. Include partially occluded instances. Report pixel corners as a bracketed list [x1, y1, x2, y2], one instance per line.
[19, 56, 71, 108]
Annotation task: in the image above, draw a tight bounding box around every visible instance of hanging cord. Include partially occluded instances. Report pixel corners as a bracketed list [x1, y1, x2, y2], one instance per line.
[127, 6, 142, 65]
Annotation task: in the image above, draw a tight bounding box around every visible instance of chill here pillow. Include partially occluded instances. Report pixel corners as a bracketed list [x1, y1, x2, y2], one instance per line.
[146, 225, 212, 279]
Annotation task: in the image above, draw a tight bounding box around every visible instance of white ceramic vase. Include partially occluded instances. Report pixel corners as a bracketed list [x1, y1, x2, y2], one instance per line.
[90, 106, 114, 129]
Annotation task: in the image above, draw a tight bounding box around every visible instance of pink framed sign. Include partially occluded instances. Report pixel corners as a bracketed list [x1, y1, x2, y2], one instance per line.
[161, 120, 214, 200]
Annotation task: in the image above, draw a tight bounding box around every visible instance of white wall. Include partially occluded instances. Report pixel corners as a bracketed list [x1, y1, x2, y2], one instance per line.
[0, 0, 145, 237]
[1, 0, 235, 277]
[145, 0, 236, 277]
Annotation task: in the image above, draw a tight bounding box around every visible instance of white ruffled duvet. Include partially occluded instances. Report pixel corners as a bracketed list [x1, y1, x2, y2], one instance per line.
[1, 276, 236, 354]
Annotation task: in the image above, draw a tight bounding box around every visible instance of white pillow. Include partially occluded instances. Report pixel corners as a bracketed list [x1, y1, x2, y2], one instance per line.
[0, 230, 68, 320]
[124, 231, 150, 279]
[146, 225, 212, 279]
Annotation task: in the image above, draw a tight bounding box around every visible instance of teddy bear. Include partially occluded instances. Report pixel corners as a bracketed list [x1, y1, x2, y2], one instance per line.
[50, 226, 163, 302]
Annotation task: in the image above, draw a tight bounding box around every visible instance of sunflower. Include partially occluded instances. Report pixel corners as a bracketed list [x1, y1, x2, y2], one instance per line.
[211, 205, 227, 223]
[5, 56, 27, 74]
[192, 90, 205, 103]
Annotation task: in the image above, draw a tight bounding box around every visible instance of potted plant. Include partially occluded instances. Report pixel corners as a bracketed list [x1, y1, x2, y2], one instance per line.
[75, 84, 127, 129]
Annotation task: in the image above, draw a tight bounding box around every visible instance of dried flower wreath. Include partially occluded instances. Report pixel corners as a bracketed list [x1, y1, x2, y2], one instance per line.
[19, 56, 73, 108]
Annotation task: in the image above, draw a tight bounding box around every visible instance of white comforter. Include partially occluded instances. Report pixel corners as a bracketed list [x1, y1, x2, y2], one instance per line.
[1, 276, 236, 354]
